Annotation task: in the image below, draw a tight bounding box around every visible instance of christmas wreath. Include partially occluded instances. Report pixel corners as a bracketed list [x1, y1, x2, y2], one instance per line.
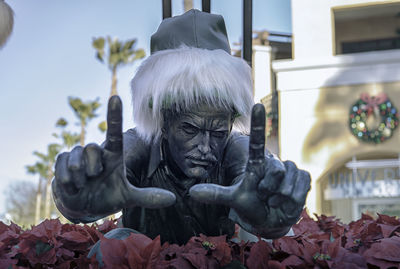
[349, 93, 399, 144]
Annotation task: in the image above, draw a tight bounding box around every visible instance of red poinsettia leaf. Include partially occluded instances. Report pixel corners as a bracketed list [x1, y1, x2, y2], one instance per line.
[56, 247, 75, 260]
[377, 213, 400, 226]
[331, 247, 367, 269]
[267, 260, 285, 269]
[211, 241, 232, 266]
[141, 235, 162, 269]
[193, 234, 232, 266]
[326, 237, 341, 258]
[361, 213, 374, 221]
[8, 222, 22, 234]
[156, 257, 195, 269]
[273, 236, 302, 257]
[181, 252, 207, 269]
[56, 260, 74, 269]
[364, 237, 400, 262]
[100, 237, 128, 267]
[299, 238, 320, 265]
[160, 243, 184, 261]
[60, 230, 90, 244]
[124, 233, 152, 251]
[97, 219, 118, 234]
[83, 224, 104, 243]
[183, 236, 208, 255]
[378, 224, 400, 238]
[246, 240, 273, 269]
[292, 209, 321, 235]
[0, 258, 17, 268]
[281, 254, 304, 267]
[0, 222, 9, 233]
[0, 230, 19, 248]
[365, 256, 398, 269]
[124, 238, 145, 269]
[359, 222, 383, 243]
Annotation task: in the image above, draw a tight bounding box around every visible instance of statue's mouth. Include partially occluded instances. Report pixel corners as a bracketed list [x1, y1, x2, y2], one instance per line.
[189, 159, 212, 166]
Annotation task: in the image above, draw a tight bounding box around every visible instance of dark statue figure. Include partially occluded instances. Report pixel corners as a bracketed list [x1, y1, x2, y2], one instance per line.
[52, 9, 311, 245]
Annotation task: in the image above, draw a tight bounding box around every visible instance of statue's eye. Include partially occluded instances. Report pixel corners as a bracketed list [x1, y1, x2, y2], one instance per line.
[182, 124, 198, 135]
[211, 131, 227, 138]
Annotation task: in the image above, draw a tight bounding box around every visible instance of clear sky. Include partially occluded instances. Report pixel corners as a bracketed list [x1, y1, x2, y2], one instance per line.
[0, 0, 291, 215]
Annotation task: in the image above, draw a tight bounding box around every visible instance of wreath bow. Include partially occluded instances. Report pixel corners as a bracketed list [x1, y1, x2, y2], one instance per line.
[360, 92, 387, 115]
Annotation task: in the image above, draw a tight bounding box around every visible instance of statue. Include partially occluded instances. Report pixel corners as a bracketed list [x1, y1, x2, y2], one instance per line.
[52, 9, 311, 245]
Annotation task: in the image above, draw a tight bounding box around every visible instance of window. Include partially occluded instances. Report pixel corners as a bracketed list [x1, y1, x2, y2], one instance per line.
[333, 3, 400, 55]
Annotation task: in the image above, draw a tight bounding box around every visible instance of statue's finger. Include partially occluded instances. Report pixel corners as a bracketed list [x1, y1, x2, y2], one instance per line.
[189, 183, 236, 206]
[257, 155, 285, 196]
[83, 143, 103, 177]
[291, 169, 311, 205]
[55, 152, 79, 194]
[125, 186, 176, 209]
[278, 161, 298, 197]
[248, 104, 266, 162]
[55, 152, 71, 185]
[104, 95, 123, 153]
[68, 146, 86, 188]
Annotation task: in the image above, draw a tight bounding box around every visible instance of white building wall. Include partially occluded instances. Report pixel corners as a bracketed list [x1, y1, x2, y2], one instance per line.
[274, 0, 400, 215]
[253, 45, 274, 103]
[291, 0, 396, 60]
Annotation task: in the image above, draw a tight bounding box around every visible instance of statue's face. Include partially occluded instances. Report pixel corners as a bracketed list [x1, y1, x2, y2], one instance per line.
[163, 105, 233, 180]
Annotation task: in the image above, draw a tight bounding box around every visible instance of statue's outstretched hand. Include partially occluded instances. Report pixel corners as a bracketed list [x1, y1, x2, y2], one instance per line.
[189, 104, 311, 238]
[52, 96, 176, 223]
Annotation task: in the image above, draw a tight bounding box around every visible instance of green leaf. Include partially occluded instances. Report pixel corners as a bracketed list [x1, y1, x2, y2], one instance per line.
[92, 37, 105, 50]
[56, 118, 68, 127]
[109, 54, 120, 66]
[133, 48, 145, 60]
[122, 39, 136, 51]
[96, 51, 104, 62]
[109, 39, 121, 54]
[98, 120, 107, 133]
[35, 241, 53, 256]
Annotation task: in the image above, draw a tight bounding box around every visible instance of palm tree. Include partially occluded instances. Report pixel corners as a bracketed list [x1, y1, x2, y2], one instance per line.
[33, 143, 62, 220]
[55, 117, 80, 149]
[92, 36, 145, 96]
[68, 97, 101, 146]
[26, 161, 47, 224]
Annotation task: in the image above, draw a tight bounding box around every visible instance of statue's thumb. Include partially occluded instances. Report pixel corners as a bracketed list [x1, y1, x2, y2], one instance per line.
[189, 183, 235, 206]
[124, 185, 176, 209]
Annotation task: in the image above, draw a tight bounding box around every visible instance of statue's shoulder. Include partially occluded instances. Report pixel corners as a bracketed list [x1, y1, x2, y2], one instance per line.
[220, 132, 250, 184]
[226, 131, 249, 155]
[123, 128, 153, 173]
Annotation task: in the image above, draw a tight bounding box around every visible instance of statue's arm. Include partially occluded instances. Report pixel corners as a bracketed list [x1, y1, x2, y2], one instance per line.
[223, 133, 293, 238]
[190, 105, 310, 239]
[52, 96, 175, 223]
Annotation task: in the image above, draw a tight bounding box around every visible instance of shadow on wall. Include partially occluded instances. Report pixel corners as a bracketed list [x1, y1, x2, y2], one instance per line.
[301, 53, 400, 175]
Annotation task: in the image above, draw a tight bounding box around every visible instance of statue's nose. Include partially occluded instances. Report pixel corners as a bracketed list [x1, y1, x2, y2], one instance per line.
[198, 132, 211, 154]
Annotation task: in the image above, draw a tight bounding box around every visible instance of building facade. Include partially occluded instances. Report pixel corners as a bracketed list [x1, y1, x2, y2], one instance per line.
[254, 0, 400, 223]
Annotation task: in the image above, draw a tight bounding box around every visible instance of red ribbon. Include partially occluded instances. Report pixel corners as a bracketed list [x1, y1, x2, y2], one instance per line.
[360, 92, 387, 115]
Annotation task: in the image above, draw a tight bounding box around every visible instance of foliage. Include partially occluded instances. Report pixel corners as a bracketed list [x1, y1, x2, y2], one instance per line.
[26, 162, 47, 180]
[67, 97, 102, 146]
[98, 120, 107, 133]
[68, 97, 101, 127]
[92, 36, 145, 96]
[1, 211, 400, 268]
[54, 118, 80, 149]
[92, 37, 145, 71]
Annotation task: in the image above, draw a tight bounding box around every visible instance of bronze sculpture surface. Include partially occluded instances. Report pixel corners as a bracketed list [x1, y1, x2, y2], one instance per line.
[52, 9, 311, 245]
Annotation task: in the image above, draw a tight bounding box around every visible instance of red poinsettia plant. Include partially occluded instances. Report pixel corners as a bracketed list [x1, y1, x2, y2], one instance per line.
[0, 210, 399, 268]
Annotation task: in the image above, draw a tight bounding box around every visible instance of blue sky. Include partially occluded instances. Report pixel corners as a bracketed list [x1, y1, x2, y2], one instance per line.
[0, 0, 291, 215]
